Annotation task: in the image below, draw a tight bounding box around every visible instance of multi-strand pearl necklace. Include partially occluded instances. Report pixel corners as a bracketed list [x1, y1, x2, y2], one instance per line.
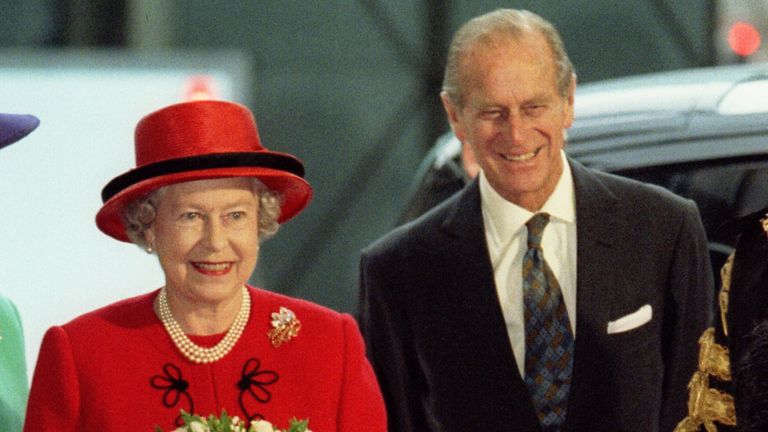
[157, 286, 250, 364]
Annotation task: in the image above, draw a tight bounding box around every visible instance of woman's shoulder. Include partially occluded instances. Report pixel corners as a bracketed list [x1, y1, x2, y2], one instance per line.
[61, 290, 158, 331]
[247, 286, 356, 333]
[249, 286, 343, 317]
[245, 287, 365, 365]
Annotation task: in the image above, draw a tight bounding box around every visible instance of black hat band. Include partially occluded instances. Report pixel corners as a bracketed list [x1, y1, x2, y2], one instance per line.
[101, 152, 305, 203]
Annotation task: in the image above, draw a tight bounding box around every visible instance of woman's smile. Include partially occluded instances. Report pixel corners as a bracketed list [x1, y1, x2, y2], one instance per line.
[192, 261, 234, 276]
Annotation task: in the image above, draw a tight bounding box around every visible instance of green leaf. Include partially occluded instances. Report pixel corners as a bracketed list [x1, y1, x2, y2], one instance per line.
[287, 417, 310, 432]
[155, 409, 309, 432]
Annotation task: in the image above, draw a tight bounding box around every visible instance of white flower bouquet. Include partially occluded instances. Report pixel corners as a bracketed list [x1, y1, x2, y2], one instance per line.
[155, 410, 310, 432]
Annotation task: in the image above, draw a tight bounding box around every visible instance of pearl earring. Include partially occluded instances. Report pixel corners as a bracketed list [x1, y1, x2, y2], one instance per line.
[146, 243, 154, 254]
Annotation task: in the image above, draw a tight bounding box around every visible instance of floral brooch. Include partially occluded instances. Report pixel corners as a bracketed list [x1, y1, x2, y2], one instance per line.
[268, 307, 301, 347]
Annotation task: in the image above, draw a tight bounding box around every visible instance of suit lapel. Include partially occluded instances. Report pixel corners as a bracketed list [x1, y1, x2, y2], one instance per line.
[572, 158, 620, 340]
[565, 159, 622, 425]
[439, 180, 540, 429]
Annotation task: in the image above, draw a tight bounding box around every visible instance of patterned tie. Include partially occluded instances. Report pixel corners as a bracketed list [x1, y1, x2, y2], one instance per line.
[522, 213, 574, 432]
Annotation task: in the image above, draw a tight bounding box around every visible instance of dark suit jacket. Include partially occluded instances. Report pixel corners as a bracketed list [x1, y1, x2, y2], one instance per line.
[358, 158, 713, 432]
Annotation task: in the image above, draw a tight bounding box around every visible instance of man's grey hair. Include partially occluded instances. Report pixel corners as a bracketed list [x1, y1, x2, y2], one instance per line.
[442, 9, 575, 107]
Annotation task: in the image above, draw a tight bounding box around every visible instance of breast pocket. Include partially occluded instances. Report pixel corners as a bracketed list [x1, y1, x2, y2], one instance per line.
[606, 309, 661, 362]
[607, 304, 652, 334]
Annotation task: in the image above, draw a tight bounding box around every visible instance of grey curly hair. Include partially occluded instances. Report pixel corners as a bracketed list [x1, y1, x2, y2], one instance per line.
[442, 9, 575, 107]
[122, 178, 282, 249]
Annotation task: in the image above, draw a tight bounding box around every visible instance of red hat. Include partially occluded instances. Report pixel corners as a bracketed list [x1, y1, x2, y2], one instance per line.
[95, 100, 313, 242]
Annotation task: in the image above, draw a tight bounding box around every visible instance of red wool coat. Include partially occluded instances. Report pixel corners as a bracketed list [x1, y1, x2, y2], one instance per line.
[24, 286, 386, 431]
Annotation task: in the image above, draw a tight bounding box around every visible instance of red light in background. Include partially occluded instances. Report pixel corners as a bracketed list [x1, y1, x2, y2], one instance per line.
[184, 75, 218, 101]
[728, 21, 761, 57]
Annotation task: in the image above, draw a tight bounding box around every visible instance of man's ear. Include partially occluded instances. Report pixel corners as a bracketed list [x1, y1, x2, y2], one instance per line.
[563, 73, 577, 129]
[440, 91, 466, 142]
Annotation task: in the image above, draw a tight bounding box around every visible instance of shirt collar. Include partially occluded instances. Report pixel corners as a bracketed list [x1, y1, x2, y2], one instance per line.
[480, 150, 576, 242]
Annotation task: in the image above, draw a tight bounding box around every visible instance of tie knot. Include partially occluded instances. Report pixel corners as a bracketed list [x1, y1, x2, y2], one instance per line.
[526, 213, 550, 249]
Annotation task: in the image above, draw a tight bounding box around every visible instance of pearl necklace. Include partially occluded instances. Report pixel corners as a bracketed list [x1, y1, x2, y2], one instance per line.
[157, 286, 250, 364]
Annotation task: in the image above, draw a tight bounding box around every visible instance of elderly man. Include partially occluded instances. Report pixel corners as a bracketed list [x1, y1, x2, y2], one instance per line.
[359, 9, 712, 432]
[0, 112, 39, 432]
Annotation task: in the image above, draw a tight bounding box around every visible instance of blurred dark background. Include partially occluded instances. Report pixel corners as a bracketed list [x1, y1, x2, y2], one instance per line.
[1, 0, 764, 312]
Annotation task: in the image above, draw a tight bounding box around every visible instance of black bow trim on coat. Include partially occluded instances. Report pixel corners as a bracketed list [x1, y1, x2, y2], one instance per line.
[238, 358, 280, 422]
[150, 363, 195, 427]
[149, 359, 280, 426]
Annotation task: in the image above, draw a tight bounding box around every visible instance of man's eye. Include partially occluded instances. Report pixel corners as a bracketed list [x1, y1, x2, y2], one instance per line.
[181, 212, 200, 221]
[230, 211, 244, 220]
[524, 105, 546, 116]
[480, 110, 506, 120]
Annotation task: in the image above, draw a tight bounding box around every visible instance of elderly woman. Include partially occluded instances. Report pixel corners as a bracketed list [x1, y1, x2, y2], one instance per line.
[24, 100, 386, 431]
[0, 112, 39, 432]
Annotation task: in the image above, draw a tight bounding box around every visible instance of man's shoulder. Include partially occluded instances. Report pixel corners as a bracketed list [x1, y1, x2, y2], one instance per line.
[248, 285, 351, 328]
[364, 189, 464, 258]
[579, 164, 693, 209]
[570, 162, 702, 239]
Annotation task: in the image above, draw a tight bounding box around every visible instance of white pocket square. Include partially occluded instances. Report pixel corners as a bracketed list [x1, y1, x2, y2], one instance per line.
[607, 304, 652, 334]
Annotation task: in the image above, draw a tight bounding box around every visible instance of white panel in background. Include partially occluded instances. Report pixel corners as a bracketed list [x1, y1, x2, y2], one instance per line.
[0, 49, 251, 376]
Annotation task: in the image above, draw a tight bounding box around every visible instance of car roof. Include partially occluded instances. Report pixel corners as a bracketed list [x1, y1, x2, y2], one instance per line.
[568, 62, 768, 172]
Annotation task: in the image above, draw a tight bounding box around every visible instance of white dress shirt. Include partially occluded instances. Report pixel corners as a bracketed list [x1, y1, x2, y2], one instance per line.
[479, 150, 577, 377]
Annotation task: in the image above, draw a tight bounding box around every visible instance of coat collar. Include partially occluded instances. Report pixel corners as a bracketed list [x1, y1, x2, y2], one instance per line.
[441, 175, 483, 240]
[441, 157, 618, 238]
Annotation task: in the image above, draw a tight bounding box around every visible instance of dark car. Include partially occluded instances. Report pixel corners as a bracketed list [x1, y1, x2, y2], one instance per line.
[400, 62, 768, 288]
